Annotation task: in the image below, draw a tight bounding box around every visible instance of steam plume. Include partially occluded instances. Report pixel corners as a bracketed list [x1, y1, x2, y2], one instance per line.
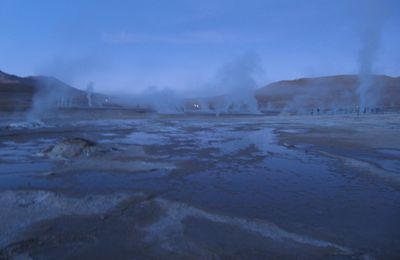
[357, 0, 386, 111]
[209, 52, 263, 114]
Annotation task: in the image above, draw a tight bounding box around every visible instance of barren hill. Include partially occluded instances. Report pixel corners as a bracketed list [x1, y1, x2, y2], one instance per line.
[255, 75, 400, 114]
[0, 70, 114, 112]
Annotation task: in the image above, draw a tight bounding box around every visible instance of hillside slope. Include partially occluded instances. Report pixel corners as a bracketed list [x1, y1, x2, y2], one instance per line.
[0, 70, 113, 112]
[255, 75, 400, 113]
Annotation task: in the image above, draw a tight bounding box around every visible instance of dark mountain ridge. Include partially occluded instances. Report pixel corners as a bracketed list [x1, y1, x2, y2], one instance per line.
[0, 70, 115, 112]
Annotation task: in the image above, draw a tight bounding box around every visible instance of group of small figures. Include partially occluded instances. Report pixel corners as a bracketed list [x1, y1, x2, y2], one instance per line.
[309, 107, 382, 116]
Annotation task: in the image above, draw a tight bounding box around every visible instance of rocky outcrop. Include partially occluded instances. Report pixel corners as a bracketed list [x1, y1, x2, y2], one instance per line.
[42, 138, 102, 159]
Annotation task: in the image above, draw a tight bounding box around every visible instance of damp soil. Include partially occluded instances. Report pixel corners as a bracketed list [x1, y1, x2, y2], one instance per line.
[0, 114, 399, 259]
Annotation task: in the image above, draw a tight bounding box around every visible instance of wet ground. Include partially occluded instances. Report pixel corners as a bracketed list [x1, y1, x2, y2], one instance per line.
[0, 114, 399, 259]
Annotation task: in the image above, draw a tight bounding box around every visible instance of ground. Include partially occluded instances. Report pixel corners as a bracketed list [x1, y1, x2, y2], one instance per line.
[0, 113, 399, 259]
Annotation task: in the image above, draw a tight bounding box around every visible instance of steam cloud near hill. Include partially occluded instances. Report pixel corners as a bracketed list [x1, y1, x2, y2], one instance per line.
[123, 52, 264, 114]
[357, 0, 386, 111]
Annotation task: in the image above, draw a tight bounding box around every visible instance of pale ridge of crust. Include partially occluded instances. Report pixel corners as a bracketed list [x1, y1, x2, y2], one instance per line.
[146, 198, 353, 255]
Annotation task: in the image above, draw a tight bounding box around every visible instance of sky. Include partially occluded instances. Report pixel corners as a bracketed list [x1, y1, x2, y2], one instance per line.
[0, 0, 399, 95]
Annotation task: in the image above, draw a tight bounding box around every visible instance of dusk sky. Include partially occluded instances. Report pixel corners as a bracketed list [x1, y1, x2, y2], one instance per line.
[0, 0, 399, 95]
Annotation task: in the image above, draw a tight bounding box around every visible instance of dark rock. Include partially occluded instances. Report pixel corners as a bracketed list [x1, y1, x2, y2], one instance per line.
[42, 138, 99, 159]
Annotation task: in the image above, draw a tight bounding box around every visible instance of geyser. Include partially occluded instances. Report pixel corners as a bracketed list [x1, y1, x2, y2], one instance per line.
[357, 0, 385, 112]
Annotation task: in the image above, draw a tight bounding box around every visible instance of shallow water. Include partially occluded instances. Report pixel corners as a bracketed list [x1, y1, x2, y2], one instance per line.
[0, 117, 399, 258]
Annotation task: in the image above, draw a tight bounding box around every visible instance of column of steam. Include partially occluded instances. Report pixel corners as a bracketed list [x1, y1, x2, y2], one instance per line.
[356, 1, 384, 114]
[357, 30, 379, 113]
[86, 82, 94, 107]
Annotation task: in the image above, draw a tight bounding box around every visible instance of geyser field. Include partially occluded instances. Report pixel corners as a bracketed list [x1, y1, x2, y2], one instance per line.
[0, 112, 399, 259]
[1, 0, 400, 258]
[1, 63, 399, 260]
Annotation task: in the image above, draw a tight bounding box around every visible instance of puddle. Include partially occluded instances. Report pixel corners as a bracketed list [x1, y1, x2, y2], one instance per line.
[279, 128, 310, 134]
[377, 149, 400, 157]
[0, 162, 54, 175]
[120, 132, 170, 145]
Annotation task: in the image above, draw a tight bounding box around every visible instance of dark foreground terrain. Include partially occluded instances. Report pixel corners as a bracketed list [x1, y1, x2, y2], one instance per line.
[0, 114, 399, 259]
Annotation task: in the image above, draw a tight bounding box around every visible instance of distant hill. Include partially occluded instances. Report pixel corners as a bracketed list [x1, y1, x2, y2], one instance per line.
[183, 74, 400, 114]
[255, 75, 400, 114]
[0, 70, 118, 113]
[2, 70, 399, 115]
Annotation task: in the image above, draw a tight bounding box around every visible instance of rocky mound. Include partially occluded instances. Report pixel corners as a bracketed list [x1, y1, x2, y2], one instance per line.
[42, 138, 102, 159]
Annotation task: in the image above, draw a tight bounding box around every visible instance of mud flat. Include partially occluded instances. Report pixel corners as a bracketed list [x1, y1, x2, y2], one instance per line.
[276, 114, 400, 187]
[0, 113, 399, 259]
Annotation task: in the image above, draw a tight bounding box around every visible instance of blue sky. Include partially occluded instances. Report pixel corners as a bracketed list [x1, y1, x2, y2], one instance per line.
[0, 0, 399, 94]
